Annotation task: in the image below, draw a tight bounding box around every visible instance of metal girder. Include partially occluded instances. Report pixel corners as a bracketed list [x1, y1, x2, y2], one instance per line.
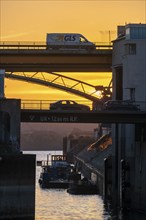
[5, 72, 111, 102]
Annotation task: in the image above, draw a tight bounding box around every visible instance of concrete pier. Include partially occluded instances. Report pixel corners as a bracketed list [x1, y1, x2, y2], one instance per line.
[0, 98, 36, 219]
[70, 141, 112, 196]
[0, 98, 21, 153]
[67, 126, 146, 216]
[0, 154, 36, 220]
[0, 70, 5, 98]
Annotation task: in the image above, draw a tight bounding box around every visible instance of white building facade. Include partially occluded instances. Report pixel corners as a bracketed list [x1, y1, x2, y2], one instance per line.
[111, 24, 146, 213]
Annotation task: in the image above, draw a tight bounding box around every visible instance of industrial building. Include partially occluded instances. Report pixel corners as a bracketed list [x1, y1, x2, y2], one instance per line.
[111, 23, 146, 212]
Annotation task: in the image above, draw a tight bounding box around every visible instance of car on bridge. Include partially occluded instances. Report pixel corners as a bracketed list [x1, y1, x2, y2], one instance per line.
[50, 100, 90, 111]
[103, 100, 140, 111]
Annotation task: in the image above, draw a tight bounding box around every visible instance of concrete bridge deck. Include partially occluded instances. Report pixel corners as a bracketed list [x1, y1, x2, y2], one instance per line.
[0, 44, 112, 72]
[21, 109, 146, 124]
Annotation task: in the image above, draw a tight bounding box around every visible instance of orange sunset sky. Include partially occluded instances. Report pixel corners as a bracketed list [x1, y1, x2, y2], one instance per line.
[0, 0, 146, 101]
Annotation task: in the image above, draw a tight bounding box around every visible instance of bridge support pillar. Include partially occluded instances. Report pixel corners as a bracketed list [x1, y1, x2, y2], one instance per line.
[0, 69, 5, 99]
[0, 98, 21, 153]
[0, 98, 36, 219]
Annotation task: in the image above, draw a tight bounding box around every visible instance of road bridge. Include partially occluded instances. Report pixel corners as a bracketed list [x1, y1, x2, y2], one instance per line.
[21, 109, 146, 124]
[0, 43, 112, 72]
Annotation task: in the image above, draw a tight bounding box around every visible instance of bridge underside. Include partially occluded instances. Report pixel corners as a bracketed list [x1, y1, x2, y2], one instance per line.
[1, 64, 111, 72]
[21, 110, 146, 124]
[0, 52, 112, 72]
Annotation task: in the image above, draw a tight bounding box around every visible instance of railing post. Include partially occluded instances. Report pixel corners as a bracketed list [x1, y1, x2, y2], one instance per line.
[40, 100, 42, 110]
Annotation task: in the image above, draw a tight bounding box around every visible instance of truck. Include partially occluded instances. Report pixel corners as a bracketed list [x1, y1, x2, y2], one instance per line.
[46, 33, 96, 50]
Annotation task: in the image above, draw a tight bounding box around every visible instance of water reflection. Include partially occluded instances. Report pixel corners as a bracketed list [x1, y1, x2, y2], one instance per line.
[34, 151, 111, 220]
[36, 184, 110, 220]
[104, 204, 146, 220]
[24, 151, 146, 220]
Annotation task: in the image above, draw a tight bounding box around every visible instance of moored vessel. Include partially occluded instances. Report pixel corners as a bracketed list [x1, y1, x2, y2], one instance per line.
[38, 155, 73, 188]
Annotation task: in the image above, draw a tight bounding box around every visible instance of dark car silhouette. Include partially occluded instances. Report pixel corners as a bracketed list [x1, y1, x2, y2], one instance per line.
[103, 100, 140, 111]
[50, 100, 90, 111]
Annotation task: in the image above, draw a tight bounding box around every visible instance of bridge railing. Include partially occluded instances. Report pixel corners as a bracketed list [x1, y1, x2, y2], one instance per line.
[21, 100, 146, 111]
[0, 41, 113, 50]
[21, 99, 93, 110]
[0, 42, 46, 50]
[21, 100, 50, 110]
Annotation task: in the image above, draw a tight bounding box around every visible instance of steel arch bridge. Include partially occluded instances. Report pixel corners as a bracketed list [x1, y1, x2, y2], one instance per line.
[5, 71, 112, 102]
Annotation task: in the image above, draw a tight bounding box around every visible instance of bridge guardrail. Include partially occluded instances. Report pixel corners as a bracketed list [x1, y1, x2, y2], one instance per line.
[0, 41, 113, 50]
[21, 100, 146, 111]
[21, 100, 93, 110]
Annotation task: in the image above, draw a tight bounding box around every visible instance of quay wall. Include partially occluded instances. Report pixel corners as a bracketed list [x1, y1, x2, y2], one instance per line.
[0, 111, 10, 144]
[72, 129, 146, 214]
[73, 144, 112, 196]
[0, 154, 36, 220]
[0, 98, 21, 152]
[0, 98, 36, 220]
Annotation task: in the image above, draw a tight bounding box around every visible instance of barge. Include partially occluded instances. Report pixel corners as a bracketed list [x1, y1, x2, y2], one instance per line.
[38, 155, 73, 188]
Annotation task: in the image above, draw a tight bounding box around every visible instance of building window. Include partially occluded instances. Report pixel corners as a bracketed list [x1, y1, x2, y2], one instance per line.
[135, 124, 146, 142]
[125, 44, 136, 55]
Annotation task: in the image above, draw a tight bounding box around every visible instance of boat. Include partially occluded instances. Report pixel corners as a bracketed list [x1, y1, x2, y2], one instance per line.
[38, 155, 73, 188]
[67, 177, 98, 195]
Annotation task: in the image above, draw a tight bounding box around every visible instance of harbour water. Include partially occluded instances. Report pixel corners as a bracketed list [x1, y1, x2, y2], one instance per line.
[24, 151, 111, 220]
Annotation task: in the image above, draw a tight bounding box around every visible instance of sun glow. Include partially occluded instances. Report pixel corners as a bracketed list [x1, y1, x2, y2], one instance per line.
[1, 0, 145, 100]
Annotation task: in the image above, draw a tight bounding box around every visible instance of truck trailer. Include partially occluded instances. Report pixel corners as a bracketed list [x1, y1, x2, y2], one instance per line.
[46, 33, 96, 50]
